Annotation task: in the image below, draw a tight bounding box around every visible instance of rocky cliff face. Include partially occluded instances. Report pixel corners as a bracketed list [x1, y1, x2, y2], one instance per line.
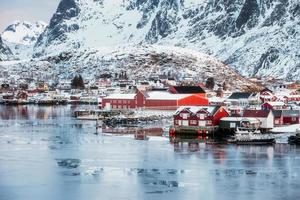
[33, 0, 300, 80]
[0, 36, 13, 61]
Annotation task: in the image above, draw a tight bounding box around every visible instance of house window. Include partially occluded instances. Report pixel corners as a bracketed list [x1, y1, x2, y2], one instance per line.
[180, 113, 190, 119]
[198, 114, 206, 119]
[206, 120, 212, 125]
[174, 120, 179, 125]
[190, 120, 197, 125]
[198, 120, 206, 126]
[230, 123, 236, 128]
[292, 117, 297, 121]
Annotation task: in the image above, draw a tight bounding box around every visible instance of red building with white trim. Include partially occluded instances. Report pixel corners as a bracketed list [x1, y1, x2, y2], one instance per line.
[173, 106, 229, 127]
[259, 88, 277, 103]
[273, 110, 300, 125]
[261, 101, 286, 110]
[284, 95, 300, 103]
[102, 87, 209, 110]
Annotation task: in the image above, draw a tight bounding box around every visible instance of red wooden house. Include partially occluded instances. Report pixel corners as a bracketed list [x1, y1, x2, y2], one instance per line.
[282, 110, 300, 125]
[16, 91, 28, 100]
[261, 101, 286, 110]
[272, 110, 299, 126]
[173, 106, 229, 127]
[102, 88, 209, 110]
[283, 95, 300, 103]
[273, 110, 283, 126]
[259, 88, 277, 103]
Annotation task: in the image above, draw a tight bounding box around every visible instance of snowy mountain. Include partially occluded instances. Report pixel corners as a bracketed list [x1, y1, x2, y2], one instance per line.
[34, 0, 300, 81]
[1, 45, 260, 91]
[1, 21, 47, 59]
[0, 36, 13, 61]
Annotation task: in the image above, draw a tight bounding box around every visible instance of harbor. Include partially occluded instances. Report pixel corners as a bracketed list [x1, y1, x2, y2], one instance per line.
[0, 105, 300, 200]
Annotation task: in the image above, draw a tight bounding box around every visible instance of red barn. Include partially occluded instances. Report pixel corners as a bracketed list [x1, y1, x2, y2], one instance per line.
[102, 89, 209, 110]
[102, 93, 136, 109]
[173, 106, 229, 127]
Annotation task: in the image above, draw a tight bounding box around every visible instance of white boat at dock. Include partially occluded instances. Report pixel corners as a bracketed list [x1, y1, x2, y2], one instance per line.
[229, 118, 276, 145]
[230, 127, 276, 145]
[76, 114, 99, 120]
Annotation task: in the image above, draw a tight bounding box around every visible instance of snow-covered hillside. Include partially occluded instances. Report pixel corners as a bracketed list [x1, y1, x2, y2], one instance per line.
[1, 21, 47, 59]
[34, 0, 300, 81]
[1, 45, 260, 91]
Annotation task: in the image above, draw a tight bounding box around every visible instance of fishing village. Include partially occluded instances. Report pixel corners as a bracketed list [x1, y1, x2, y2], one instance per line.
[1, 73, 300, 146]
[1, 0, 300, 199]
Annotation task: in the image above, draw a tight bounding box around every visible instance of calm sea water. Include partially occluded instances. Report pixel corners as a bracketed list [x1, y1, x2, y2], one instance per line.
[0, 105, 300, 200]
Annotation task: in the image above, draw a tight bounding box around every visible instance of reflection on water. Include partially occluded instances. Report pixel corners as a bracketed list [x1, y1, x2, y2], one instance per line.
[0, 105, 300, 200]
[0, 105, 78, 120]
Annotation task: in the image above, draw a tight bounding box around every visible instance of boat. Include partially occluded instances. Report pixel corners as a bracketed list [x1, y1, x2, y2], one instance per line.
[288, 130, 300, 145]
[230, 127, 276, 145]
[227, 118, 276, 145]
[76, 114, 99, 120]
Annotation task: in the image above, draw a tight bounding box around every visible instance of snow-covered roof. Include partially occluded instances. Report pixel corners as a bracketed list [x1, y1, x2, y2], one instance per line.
[175, 106, 219, 115]
[146, 91, 190, 100]
[209, 97, 226, 102]
[220, 117, 243, 122]
[220, 117, 260, 123]
[264, 101, 285, 106]
[104, 93, 136, 100]
[287, 95, 300, 98]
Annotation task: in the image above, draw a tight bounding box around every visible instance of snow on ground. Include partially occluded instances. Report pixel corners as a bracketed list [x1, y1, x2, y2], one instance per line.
[134, 109, 174, 118]
[271, 124, 300, 133]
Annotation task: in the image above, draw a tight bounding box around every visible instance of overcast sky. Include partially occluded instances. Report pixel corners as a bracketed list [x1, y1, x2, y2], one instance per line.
[0, 0, 61, 32]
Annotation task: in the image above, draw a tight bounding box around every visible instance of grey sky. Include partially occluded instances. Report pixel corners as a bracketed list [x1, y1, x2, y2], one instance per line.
[0, 0, 61, 32]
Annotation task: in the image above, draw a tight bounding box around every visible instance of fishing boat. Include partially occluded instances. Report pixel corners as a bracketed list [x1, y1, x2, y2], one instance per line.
[230, 127, 276, 145]
[76, 114, 99, 120]
[288, 129, 300, 145]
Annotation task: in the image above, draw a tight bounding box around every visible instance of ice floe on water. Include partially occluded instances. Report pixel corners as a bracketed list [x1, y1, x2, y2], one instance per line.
[56, 159, 81, 169]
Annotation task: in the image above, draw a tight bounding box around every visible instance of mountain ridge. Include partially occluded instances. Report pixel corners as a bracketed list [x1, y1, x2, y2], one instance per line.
[1, 21, 47, 60]
[33, 0, 300, 81]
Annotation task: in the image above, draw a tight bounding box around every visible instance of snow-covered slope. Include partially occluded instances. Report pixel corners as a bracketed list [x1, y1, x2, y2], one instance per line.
[0, 36, 13, 61]
[34, 0, 300, 81]
[2, 45, 260, 91]
[2, 21, 47, 59]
